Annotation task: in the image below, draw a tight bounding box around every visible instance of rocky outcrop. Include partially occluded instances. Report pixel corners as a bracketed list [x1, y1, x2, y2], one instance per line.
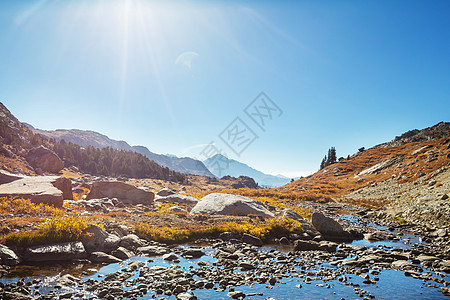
[81, 225, 120, 254]
[0, 170, 24, 184]
[26, 146, 64, 173]
[190, 193, 274, 218]
[0, 176, 72, 207]
[0, 244, 20, 266]
[86, 181, 154, 205]
[24, 241, 87, 262]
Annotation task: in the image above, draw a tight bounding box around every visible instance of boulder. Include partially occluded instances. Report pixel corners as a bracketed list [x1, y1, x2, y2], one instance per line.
[0, 244, 20, 266]
[0, 176, 73, 207]
[89, 252, 122, 264]
[155, 194, 198, 205]
[190, 193, 274, 218]
[111, 247, 135, 260]
[24, 241, 87, 262]
[242, 233, 263, 246]
[119, 234, 144, 250]
[294, 240, 321, 251]
[181, 248, 205, 259]
[157, 188, 176, 197]
[311, 212, 361, 241]
[281, 208, 304, 221]
[86, 181, 154, 205]
[26, 146, 64, 173]
[81, 225, 120, 254]
[0, 170, 24, 184]
[311, 212, 344, 236]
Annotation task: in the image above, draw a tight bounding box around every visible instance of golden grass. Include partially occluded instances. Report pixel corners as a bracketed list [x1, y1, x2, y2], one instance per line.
[135, 216, 302, 244]
[5, 215, 100, 248]
[0, 197, 64, 216]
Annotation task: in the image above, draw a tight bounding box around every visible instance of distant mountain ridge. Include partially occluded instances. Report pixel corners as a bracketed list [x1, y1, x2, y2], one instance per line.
[203, 154, 291, 187]
[31, 127, 215, 177]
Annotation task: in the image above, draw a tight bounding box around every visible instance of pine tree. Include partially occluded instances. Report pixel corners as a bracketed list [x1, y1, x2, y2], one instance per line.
[319, 147, 337, 170]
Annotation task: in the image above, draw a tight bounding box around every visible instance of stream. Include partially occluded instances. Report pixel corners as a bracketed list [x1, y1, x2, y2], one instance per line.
[1, 215, 449, 299]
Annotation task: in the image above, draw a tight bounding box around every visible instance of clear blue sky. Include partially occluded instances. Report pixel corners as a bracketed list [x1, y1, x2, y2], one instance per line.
[1, 0, 449, 177]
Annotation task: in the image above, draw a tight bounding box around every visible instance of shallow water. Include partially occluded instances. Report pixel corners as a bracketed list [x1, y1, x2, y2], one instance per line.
[1, 216, 449, 299]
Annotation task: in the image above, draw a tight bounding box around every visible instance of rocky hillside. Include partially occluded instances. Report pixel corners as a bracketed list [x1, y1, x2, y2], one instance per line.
[204, 154, 291, 187]
[32, 127, 214, 177]
[377, 122, 450, 147]
[270, 123, 450, 227]
[0, 103, 187, 182]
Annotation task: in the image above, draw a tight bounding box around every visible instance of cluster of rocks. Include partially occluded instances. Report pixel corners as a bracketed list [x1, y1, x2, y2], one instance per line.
[2, 228, 449, 299]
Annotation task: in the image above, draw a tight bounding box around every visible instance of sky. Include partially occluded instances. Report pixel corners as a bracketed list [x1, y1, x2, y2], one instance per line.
[0, 0, 449, 178]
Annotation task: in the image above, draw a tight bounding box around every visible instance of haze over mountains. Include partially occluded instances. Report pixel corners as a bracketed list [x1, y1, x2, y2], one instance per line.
[26, 125, 293, 186]
[28, 126, 215, 178]
[204, 154, 292, 187]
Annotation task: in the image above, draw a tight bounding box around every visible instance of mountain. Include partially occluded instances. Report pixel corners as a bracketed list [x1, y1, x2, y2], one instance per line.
[273, 121, 450, 203]
[203, 154, 292, 187]
[32, 128, 215, 177]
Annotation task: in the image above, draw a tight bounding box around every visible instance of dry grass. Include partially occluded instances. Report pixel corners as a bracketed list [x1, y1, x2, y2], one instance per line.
[4, 215, 101, 248]
[135, 216, 302, 244]
[0, 197, 64, 216]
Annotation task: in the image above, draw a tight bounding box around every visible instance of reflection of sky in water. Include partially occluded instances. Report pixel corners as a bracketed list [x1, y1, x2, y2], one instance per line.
[1, 246, 449, 300]
[0, 219, 446, 299]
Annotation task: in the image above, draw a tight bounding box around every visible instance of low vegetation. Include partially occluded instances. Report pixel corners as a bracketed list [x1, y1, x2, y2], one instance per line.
[4, 216, 100, 248]
[0, 197, 63, 216]
[135, 216, 302, 244]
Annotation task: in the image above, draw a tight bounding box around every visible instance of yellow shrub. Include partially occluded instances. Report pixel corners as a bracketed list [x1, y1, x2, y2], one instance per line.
[0, 197, 63, 216]
[5, 215, 99, 247]
[135, 216, 302, 244]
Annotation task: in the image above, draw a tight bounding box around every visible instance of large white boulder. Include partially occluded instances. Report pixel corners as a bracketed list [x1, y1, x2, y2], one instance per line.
[190, 193, 274, 218]
[0, 176, 72, 207]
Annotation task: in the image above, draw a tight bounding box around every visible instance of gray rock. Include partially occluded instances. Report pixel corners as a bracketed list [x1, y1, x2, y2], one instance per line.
[241, 233, 263, 246]
[0, 170, 24, 184]
[281, 208, 304, 221]
[311, 212, 344, 236]
[155, 194, 199, 205]
[89, 252, 122, 263]
[24, 241, 87, 262]
[190, 193, 274, 218]
[86, 181, 154, 205]
[157, 188, 176, 197]
[228, 291, 246, 299]
[119, 234, 144, 250]
[294, 240, 321, 251]
[111, 247, 134, 260]
[81, 225, 120, 254]
[181, 248, 205, 258]
[176, 292, 197, 300]
[137, 245, 169, 256]
[0, 244, 20, 266]
[163, 253, 179, 261]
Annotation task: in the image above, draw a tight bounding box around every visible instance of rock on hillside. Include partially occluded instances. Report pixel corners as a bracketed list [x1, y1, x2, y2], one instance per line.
[190, 193, 274, 218]
[26, 146, 64, 173]
[86, 181, 154, 205]
[0, 176, 72, 207]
